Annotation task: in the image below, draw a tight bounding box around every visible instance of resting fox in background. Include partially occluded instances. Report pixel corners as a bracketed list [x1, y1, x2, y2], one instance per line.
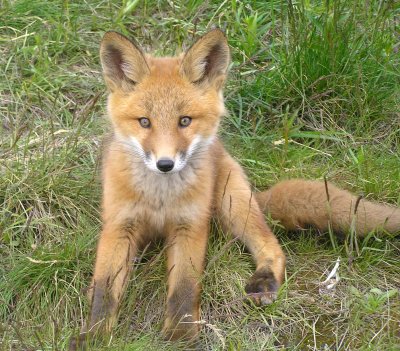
[69, 29, 400, 349]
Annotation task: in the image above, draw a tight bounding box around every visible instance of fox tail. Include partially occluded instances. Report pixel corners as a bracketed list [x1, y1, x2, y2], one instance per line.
[255, 179, 400, 236]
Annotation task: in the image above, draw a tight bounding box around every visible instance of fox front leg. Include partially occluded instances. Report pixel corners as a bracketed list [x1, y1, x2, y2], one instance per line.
[215, 153, 286, 305]
[69, 221, 140, 350]
[162, 219, 209, 341]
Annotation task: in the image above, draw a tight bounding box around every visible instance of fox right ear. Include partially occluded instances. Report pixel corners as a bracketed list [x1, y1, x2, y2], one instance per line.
[100, 31, 149, 92]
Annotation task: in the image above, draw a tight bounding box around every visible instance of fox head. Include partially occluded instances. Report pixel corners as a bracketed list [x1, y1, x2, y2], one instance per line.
[100, 29, 230, 174]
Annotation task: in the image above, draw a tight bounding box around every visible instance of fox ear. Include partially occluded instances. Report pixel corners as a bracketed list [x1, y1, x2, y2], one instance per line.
[181, 29, 230, 89]
[100, 31, 150, 92]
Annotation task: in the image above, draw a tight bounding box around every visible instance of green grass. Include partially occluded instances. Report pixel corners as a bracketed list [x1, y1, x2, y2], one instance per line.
[1, 0, 399, 350]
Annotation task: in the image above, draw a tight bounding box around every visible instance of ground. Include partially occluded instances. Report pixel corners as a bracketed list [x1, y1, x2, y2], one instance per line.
[1, 1, 399, 350]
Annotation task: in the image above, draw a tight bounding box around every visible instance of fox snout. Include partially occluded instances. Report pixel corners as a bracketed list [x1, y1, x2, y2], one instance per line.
[125, 134, 213, 174]
[142, 144, 189, 174]
[147, 139, 188, 174]
[156, 158, 175, 173]
[143, 144, 192, 174]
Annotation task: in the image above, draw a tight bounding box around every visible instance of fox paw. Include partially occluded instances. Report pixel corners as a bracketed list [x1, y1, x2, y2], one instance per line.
[245, 267, 279, 306]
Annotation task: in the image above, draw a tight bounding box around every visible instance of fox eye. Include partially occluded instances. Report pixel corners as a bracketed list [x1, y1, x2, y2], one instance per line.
[179, 116, 192, 128]
[138, 117, 151, 128]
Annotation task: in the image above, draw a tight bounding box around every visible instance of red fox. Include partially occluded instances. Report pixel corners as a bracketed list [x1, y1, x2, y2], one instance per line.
[69, 29, 400, 350]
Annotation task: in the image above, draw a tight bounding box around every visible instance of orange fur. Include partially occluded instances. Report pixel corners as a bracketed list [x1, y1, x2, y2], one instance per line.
[69, 30, 399, 350]
[256, 179, 400, 235]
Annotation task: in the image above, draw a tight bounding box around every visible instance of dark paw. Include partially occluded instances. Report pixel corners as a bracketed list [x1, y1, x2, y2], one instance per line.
[245, 267, 279, 306]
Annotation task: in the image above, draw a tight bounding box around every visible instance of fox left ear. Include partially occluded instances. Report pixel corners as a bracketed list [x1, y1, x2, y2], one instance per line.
[181, 29, 230, 89]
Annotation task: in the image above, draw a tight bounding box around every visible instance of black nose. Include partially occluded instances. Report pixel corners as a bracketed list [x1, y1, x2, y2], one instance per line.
[156, 158, 174, 172]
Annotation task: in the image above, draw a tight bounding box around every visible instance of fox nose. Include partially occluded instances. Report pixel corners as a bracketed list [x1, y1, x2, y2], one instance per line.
[156, 158, 175, 173]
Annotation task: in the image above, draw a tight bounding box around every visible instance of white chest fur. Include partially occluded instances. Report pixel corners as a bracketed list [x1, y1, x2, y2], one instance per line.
[129, 158, 208, 232]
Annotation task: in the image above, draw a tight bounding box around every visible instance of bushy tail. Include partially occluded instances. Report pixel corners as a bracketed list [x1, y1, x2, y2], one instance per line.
[255, 179, 400, 236]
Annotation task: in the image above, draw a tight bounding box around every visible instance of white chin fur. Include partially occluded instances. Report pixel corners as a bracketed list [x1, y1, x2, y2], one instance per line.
[124, 134, 214, 174]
